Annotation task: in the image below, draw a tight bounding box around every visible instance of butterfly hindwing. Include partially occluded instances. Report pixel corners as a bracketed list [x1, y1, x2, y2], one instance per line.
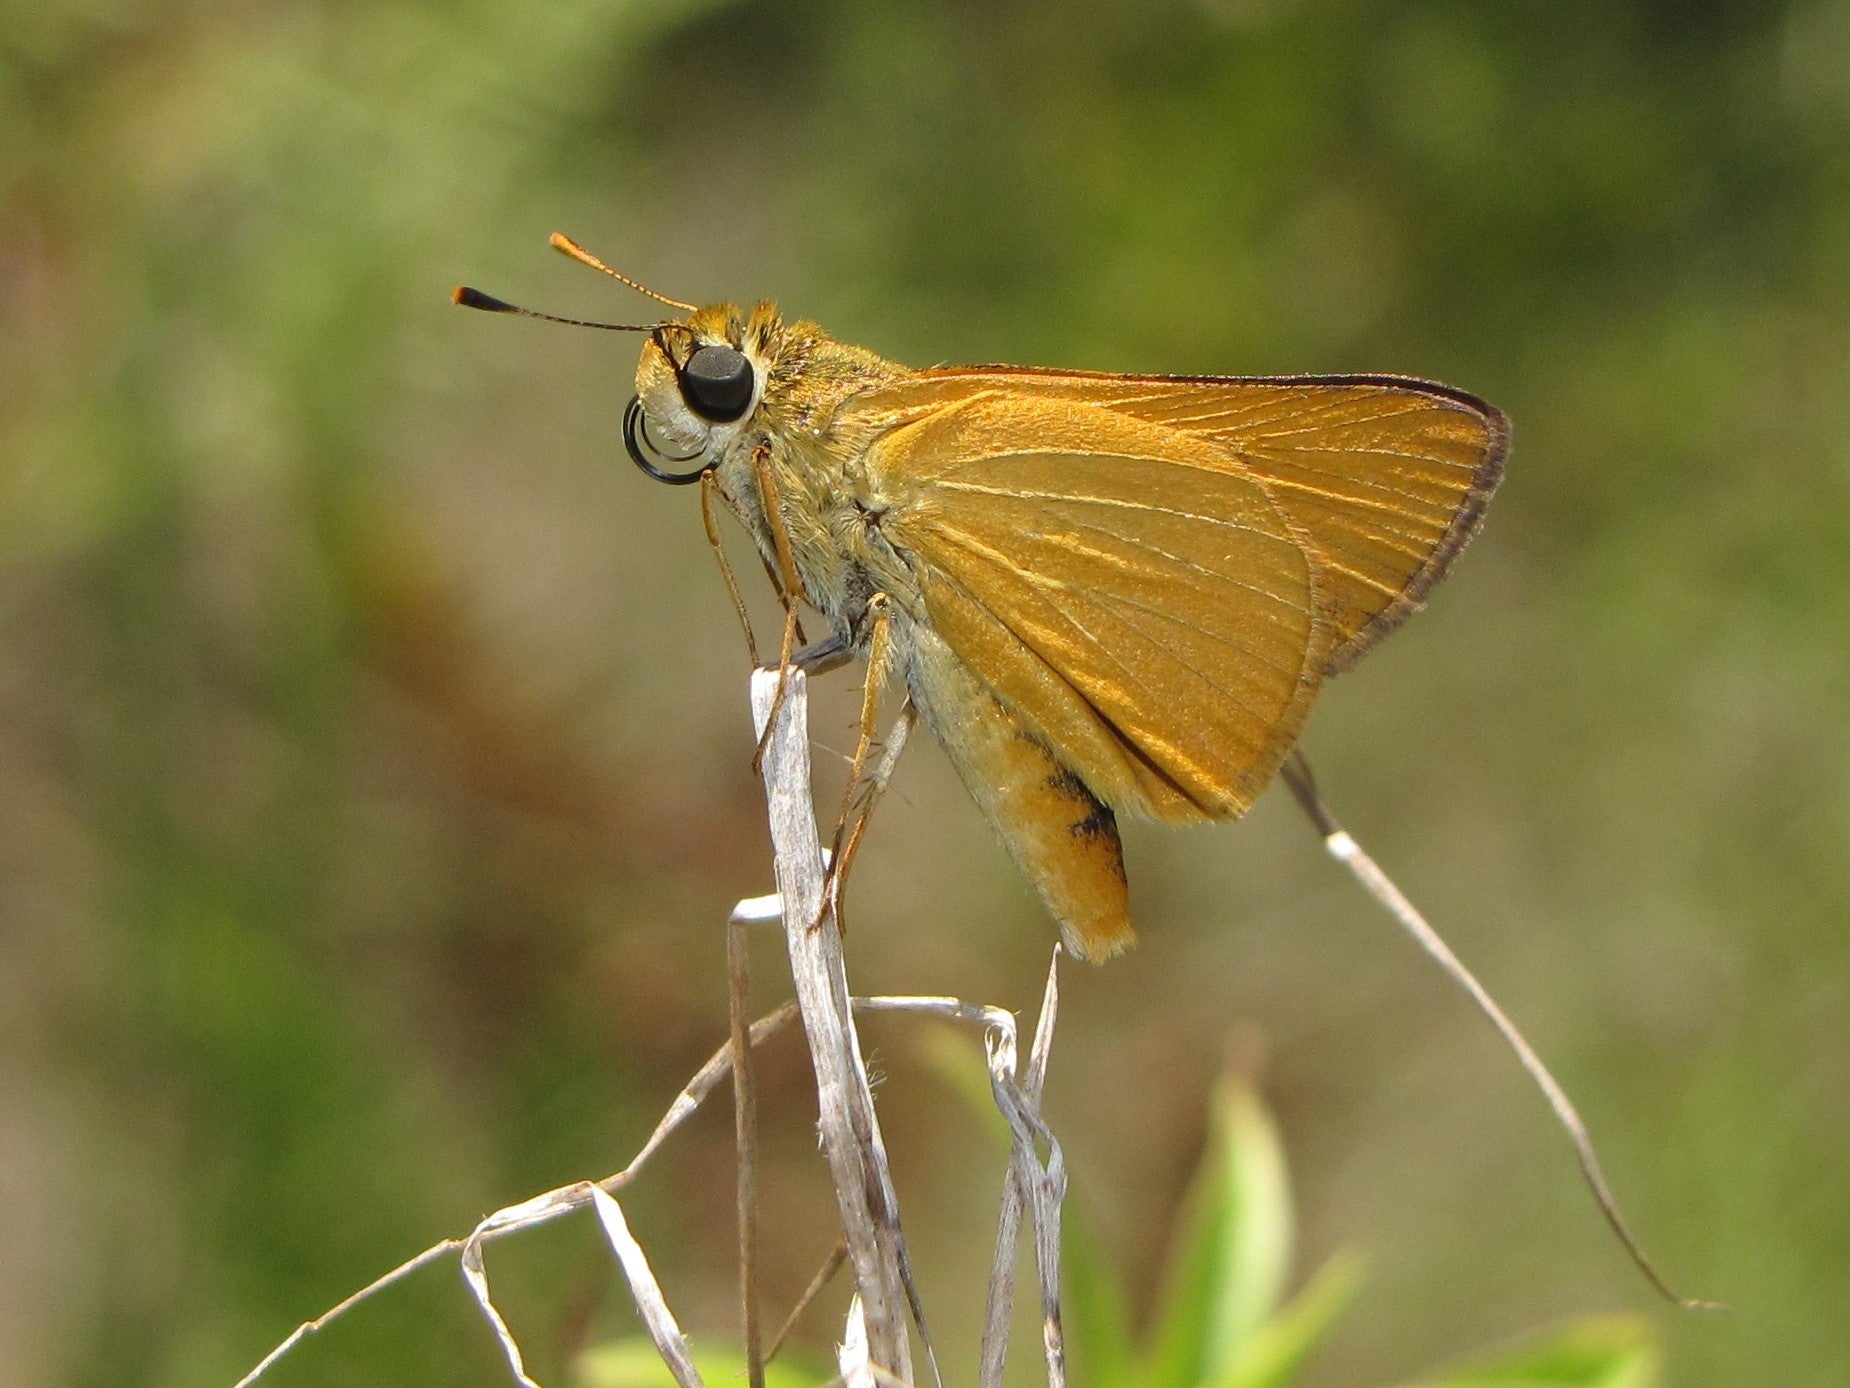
[849, 384, 1331, 823]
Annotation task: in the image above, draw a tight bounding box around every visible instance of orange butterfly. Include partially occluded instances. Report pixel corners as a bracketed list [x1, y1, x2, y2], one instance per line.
[458, 238, 1507, 960]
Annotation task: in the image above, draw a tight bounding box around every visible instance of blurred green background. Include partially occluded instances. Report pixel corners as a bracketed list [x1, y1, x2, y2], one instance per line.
[4, 0, 1847, 1384]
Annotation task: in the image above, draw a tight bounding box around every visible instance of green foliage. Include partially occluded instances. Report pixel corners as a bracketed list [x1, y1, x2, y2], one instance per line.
[1387, 1316, 1658, 1388]
[573, 1337, 821, 1388]
[924, 1037, 1655, 1388]
[1142, 1076, 1296, 1387]
[1065, 1072, 1655, 1388]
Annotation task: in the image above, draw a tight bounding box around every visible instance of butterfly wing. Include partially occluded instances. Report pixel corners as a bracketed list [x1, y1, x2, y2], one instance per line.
[827, 368, 1500, 959]
[848, 384, 1333, 825]
[887, 369, 1508, 673]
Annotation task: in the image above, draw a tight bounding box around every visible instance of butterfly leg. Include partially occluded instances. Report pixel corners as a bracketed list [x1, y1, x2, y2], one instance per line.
[792, 630, 854, 676]
[820, 594, 913, 930]
[826, 698, 916, 932]
[700, 471, 763, 667]
[750, 446, 811, 774]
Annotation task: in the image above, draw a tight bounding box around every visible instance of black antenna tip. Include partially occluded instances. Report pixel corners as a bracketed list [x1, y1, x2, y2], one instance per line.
[448, 285, 654, 332]
[453, 285, 512, 312]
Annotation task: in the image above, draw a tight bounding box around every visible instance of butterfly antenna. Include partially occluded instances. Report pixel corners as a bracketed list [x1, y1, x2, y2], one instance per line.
[550, 232, 698, 312]
[449, 285, 655, 332]
[1278, 751, 1726, 1313]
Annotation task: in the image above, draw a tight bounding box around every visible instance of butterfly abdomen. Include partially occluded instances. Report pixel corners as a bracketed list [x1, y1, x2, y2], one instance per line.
[906, 626, 1136, 961]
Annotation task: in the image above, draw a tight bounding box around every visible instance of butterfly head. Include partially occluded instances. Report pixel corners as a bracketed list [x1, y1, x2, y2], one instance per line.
[627, 303, 785, 482]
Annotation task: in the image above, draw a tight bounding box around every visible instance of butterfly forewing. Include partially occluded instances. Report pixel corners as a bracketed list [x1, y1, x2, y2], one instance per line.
[855, 389, 1330, 823]
[903, 369, 1508, 673]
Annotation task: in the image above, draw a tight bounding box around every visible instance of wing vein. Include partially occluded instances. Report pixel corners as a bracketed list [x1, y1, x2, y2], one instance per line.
[926, 525, 1304, 726]
[933, 479, 1275, 538]
[1054, 518, 1305, 616]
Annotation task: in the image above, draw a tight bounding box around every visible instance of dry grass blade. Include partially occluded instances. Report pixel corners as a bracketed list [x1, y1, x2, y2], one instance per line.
[750, 668, 915, 1382]
[1024, 954, 1066, 1385]
[230, 1242, 461, 1388]
[768, 1240, 850, 1364]
[242, 670, 1080, 1388]
[987, 1022, 1068, 1388]
[839, 1295, 876, 1388]
[590, 1186, 707, 1388]
[461, 1186, 595, 1388]
[979, 949, 1063, 1388]
[727, 911, 766, 1388]
[233, 1001, 803, 1386]
[845, 986, 1065, 1388]
[1278, 751, 1724, 1313]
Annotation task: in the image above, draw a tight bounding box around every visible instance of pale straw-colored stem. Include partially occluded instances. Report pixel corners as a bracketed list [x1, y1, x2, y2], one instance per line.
[1279, 751, 1722, 1312]
[750, 668, 917, 1382]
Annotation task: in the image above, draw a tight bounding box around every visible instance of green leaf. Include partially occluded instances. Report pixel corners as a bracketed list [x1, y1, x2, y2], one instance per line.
[573, 1336, 821, 1388]
[1063, 1204, 1138, 1388]
[1143, 1074, 1295, 1388]
[1388, 1314, 1659, 1388]
[1207, 1251, 1365, 1388]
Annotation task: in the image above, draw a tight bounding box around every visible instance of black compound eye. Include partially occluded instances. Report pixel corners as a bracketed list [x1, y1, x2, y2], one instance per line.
[677, 344, 755, 422]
